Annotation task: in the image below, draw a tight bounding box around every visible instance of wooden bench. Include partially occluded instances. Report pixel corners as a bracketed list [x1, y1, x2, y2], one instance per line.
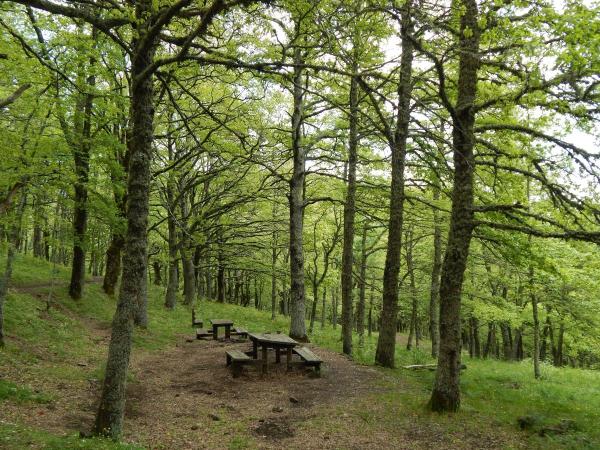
[293, 346, 322, 375]
[231, 327, 248, 338]
[226, 349, 253, 377]
[196, 328, 213, 339]
[191, 310, 203, 328]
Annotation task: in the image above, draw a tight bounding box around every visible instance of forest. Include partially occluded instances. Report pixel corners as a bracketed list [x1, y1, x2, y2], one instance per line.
[1, 0, 600, 449]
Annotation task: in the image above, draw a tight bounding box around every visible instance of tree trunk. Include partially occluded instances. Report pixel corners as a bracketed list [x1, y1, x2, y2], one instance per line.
[309, 281, 318, 334]
[554, 320, 564, 366]
[368, 281, 374, 337]
[69, 44, 95, 300]
[500, 322, 512, 360]
[180, 247, 195, 306]
[93, 16, 156, 437]
[484, 323, 497, 358]
[288, 45, 308, 342]
[357, 226, 368, 347]
[134, 261, 148, 328]
[0, 191, 27, 347]
[217, 249, 225, 303]
[341, 59, 359, 356]
[164, 213, 178, 310]
[375, 1, 413, 367]
[103, 234, 123, 296]
[406, 228, 419, 351]
[152, 261, 161, 286]
[430, 0, 480, 412]
[429, 184, 442, 358]
[332, 288, 338, 329]
[320, 288, 326, 329]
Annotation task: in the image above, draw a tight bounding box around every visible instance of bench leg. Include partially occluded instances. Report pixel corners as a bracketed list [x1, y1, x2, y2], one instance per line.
[232, 363, 242, 378]
[261, 346, 268, 375]
[275, 348, 281, 363]
[226, 354, 231, 366]
[315, 363, 321, 377]
[213, 325, 218, 340]
[252, 340, 258, 358]
[286, 348, 292, 371]
[225, 325, 231, 339]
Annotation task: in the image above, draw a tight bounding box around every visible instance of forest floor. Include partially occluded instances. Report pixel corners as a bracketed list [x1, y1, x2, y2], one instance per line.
[1, 255, 599, 449]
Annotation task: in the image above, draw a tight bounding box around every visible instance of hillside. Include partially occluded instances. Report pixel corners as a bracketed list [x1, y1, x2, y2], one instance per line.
[1, 255, 599, 449]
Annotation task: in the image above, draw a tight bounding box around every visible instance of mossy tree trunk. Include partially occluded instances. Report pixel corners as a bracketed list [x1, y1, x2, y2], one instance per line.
[430, 0, 480, 412]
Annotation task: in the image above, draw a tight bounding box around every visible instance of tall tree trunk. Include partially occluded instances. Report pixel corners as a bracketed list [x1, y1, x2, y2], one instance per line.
[180, 247, 195, 306]
[554, 320, 564, 366]
[69, 38, 96, 300]
[406, 228, 419, 350]
[271, 236, 277, 320]
[368, 281, 374, 337]
[429, 184, 442, 358]
[134, 261, 148, 328]
[164, 178, 178, 309]
[332, 288, 338, 329]
[321, 288, 326, 329]
[341, 59, 359, 356]
[288, 45, 308, 342]
[152, 261, 162, 286]
[0, 191, 27, 348]
[103, 235, 123, 296]
[375, 1, 414, 367]
[217, 247, 225, 303]
[309, 281, 318, 334]
[93, 15, 156, 437]
[430, 0, 480, 412]
[357, 226, 368, 347]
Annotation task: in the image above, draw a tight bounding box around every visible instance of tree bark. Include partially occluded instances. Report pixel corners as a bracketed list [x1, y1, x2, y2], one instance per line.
[103, 234, 123, 296]
[357, 226, 368, 347]
[406, 229, 418, 350]
[93, 13, 156, 437]
[341, 58, 359, 355]
[430, 0, 480, 412]
[271, 233, 277, 320]
[164, 177, 178, 309]
[217, 247, 225, 303]
[288, 44, 308, 342]
[0, 191, 27, 348]
[375, 0, 414, 368]
[69, 36, 96, 300]
[429, 184, 442, 358]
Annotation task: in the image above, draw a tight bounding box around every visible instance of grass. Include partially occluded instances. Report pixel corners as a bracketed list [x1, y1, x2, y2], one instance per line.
[0, 379, 53, 404]
[0, 423, 141, 450]
[2, 253, 600, 449]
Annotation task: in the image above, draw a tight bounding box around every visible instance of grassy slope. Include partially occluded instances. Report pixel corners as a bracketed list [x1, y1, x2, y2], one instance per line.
[1, 253, 599, 449]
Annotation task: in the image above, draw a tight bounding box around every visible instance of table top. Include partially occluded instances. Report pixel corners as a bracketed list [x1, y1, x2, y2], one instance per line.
[248, 332, 298, 346]
[210, 319, 234, 326]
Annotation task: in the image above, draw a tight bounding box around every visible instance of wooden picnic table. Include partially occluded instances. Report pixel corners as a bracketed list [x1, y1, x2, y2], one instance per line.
[210, 319, 234, 340]
[248, 332, 298, 374]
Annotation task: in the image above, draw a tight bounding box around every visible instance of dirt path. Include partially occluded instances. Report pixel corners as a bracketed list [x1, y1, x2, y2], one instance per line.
[118, 337, 391, 449]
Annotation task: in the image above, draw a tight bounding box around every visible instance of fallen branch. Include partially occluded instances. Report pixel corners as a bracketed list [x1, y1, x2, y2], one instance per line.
[402, 363, 467, 371]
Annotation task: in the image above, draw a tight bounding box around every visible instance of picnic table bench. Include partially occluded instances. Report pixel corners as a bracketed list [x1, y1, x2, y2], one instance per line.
[293, 346, 322, 375]
[225, 349, 256, 377]
[196, 328, 213, 339]
[210, 319, 234, 340]
[231, 327, 248, 338]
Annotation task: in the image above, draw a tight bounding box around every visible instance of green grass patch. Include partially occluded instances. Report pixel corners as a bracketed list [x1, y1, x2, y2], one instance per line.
[0, 379, 52, 404]
[0, 423, 142, 450]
